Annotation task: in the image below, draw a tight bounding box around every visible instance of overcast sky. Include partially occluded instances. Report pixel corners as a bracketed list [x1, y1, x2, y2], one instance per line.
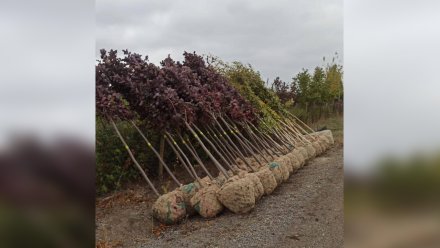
[345, 0, 440, 172]
[96, 0, 343, 83]
[0, 1, 94, 148]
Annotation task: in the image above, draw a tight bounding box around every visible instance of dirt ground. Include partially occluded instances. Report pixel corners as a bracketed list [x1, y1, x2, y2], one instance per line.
[96, 143, 343, 248]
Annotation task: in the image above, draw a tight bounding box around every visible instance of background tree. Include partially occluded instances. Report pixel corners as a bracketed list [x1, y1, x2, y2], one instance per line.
[271, 76, 295, 106]
[290, 54, 343, 122]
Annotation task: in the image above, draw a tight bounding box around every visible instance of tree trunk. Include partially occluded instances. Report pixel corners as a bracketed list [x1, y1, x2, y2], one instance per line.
[159, 133, 165, 182]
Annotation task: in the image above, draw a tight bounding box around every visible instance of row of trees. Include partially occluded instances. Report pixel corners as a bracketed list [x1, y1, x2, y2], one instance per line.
[96, 50, 315, 195]
[96, 51, 342, 194]
[271, 55, 343, 122]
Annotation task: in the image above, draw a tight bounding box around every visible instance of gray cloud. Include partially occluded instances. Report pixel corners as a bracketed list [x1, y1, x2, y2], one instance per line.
[0, 0, 95, 148]
[96, 0, 343, 82]
[345, 0, 440, 171]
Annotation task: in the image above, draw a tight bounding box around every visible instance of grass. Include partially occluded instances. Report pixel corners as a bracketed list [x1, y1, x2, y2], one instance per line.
[308, 114, 343, 144]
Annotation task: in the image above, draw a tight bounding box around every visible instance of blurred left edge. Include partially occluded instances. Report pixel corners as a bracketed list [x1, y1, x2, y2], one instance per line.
[0, 0, 96, 247]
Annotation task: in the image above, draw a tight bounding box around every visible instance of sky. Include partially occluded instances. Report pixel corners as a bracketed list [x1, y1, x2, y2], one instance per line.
[0, 1, 95, 148]
[344, 0, 440, 172]
[96, 0, 343, 83]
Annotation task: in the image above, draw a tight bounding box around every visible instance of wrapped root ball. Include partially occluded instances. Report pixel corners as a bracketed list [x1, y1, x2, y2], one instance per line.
[152, 190, 187, 224]
[322, 135, 332, 147]
[236, 160, 249, 171]
[268, 162, 284, 185]
[245, 173, 264, 201]
[194, 176, 212, 188]
[216, 173, 228, 186]
[286, 153, 293, 175]
[237, 169, 249, 178]
[217, 177, 256, 214]
[226, 175, 240, 183]
[318, 139, 327, 151]
[246, 158, 262, 170]
[319, 137, 329, 150]
[180, 183, 200, 216]
[292, 149, 305, 167]
[305, 143, 316, 158]
[250, 161, 261, 171]
[190, 184, 224, 218]
[277, 156, 288, 167]
[318, 140, 326, 154]
[216, 170, 235, 185]
[277, 158, 290, 182]
[255, 168, 277, 195]
[297, 146, 309, 160]
[288, 153, 301, 172]
[321, 130, 334, 145]
[312, 141, 323, 155]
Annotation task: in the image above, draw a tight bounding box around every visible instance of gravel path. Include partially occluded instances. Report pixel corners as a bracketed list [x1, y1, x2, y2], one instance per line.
[96, 146, 343, 248]
[149, 146, 343, 247]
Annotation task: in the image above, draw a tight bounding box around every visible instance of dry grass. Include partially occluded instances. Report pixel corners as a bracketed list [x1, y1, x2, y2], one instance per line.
[309, 115, 343, 145]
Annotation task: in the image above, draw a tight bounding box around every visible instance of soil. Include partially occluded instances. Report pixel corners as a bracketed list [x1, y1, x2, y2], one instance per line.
[96, 145, 343, 248]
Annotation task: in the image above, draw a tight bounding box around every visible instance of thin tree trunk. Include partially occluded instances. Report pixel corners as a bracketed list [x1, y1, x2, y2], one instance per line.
[192, 123, 235, 172]
[223, 116, 271, 164]
[246, 121, 285, 155]
[243, 123, 276, 159]
[110, 119, 159, 197]
[184, 122, 229, 178]
[212, 117, 255, 172]
[165, 132, 200, 182]
[218, 116, 264, 167]
[130, 121, 181, 187]
[178, 133, 214, 180]
[204, 127, 238, 170]
[164, 134, 195, 180]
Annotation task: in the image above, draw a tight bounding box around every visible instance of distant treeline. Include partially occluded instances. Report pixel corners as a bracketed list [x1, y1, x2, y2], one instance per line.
[271, 55, 343, 123]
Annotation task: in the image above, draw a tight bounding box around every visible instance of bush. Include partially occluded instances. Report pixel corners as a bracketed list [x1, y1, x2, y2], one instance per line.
[96, 118, 170, 195]
[96, 118, 212, 195]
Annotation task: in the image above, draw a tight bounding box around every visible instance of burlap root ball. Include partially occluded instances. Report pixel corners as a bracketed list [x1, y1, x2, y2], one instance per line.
[278, 160, 290, 182]
[288, 153, 301, 172]
[237, 169, 250, 178]
[194, 176, 213, 188]
[190, 184, 224, 218]
[321, 130, 334, 144]
[179, 183, 200, 216]
[285, 154, 294, 174]
[152, 190, 187, 224]
[292, 149, 306, 167]
[321, 135, 332, 147]
[273, 157, 289, 181]
[244, 173, 264, 201]
[216, 172, 228, 186]
[317, 138, 327, 152]
[217, 177, 256, 214]
[236, 158, 251, 171]
[318, 140, 326, 153]
[305, 143, 316, 159]
[297, 146, 309, 161]
[268, 162, 284, 185]
[226, 175, 240, 183]
[256, 167, 277, 195]
[319, 137, 329, 151]
[312, 141, 323, 155]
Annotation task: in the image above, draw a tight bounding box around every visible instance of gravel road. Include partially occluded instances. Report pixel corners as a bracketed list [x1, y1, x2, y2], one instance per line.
[96, 145, 343, 248]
